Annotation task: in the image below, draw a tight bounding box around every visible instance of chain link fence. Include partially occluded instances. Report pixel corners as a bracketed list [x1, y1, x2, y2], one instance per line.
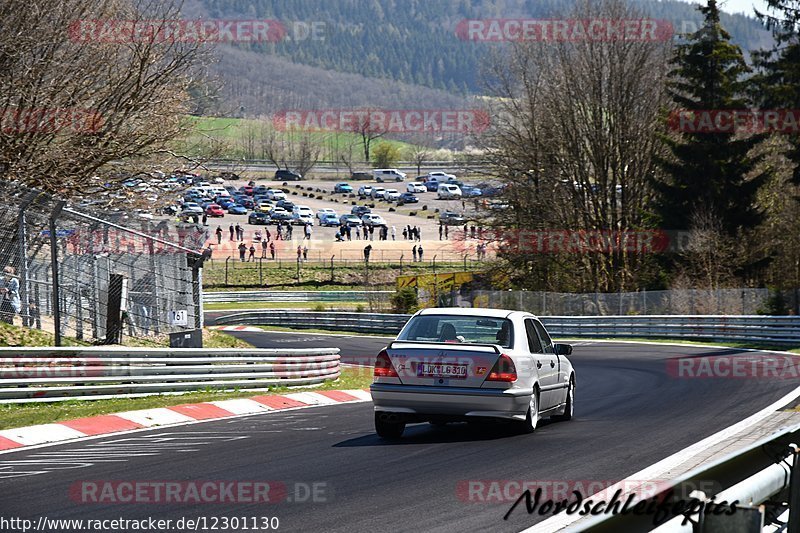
[429, 288, 798, 316]
[0, 182, 206, 344]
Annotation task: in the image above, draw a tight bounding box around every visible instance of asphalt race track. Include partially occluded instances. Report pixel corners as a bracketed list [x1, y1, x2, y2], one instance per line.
[1, 333, 796, 533]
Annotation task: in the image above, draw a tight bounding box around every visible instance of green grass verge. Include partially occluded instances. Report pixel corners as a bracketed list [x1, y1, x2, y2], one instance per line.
[0, 367, 372, 430]
[202, 261, 479, 290]
[0, 322, 252, 349]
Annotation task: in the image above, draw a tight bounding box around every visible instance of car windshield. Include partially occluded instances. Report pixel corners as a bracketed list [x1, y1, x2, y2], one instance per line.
[398, 314, 513, 348]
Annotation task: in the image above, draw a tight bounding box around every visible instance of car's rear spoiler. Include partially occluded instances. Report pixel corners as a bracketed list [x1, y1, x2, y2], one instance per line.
[387, 340, 500, 354]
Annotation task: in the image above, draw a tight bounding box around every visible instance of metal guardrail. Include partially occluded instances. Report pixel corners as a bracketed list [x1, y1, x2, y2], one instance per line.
[578, 422, 800, 532]
[542, 315, 800, 345]
[203, 291, 392, 304]
[0, 347, 340, 403]
[212, 311, 409, 334]
[209, 312, 800, 344]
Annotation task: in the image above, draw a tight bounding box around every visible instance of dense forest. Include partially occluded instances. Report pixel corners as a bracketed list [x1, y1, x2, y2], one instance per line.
[183, 0, 773, 115]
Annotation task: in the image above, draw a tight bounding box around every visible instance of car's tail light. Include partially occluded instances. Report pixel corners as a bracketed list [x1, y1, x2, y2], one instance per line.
[486, 354, 517, 382]
[374, 350, 398, 378]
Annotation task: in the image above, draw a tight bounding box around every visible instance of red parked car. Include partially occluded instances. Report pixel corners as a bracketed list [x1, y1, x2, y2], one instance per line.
[205, 204, 224, 217]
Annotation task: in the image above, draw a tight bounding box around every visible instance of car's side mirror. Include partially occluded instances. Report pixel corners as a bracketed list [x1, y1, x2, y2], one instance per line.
[554, 343, 572, 356]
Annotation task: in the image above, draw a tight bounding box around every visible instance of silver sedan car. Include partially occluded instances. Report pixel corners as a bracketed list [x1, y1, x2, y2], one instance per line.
[370, 308, 575, 438]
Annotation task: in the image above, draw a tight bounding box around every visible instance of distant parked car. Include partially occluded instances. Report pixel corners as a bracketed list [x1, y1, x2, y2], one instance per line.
[227, 205, 247, 215]
[383, 189, 401, 202]
[257, 201, 275, 213]
[361, 213, 388, 227]
[269, 208, 293, 222]
[267, 189, 287, 201]
[276, 200, 295, 212]
[275, 169, 303, 181]
[460, 185, 482, 198]
[351, 171, 372, 181]
[425, 181, 440, 192]
[248, 212, 270, 225]
[358, 185, 373, 198]
[237, 198, 255, 209]
[407, 182, 426, 193]
[340, 214, 362, 226]
[437, 184, 462, 199]
[205, 204, 225, 217]
[352, 205, 371, 217]
[334, 183, 353, 193]
[318, 213, 340, 227]
[399, 192, 419, 203]
[371, 187, 387, 200]
[426, 171, 457, 182]
[181, 202, 203, 214]
[316, 208, 337, 220]
[374, 169, 407, 182]
[292, 212, 314, 226]
[440, 211, 466, 225]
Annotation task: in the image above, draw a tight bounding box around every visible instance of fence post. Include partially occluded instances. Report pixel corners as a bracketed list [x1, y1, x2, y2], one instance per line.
[16, 192, 37, 327]
[190, 253, 204, 335]
[225, 256, 230, 286]
[330, 255, 335, 282]
[104, 273, 125, 344]
[49, 201, 65, 346]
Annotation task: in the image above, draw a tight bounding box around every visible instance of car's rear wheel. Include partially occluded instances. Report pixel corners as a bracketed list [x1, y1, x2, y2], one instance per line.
[520, 390, 540, 434]
[552, 379, 574, 421]
[375, 413, 405, 439]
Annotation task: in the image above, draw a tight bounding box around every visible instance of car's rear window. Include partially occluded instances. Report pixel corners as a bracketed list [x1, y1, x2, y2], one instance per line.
[398, 315, 513, 348]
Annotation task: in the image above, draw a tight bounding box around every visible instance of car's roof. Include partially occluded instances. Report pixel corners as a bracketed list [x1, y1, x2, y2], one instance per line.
[415, 307, 536, 319]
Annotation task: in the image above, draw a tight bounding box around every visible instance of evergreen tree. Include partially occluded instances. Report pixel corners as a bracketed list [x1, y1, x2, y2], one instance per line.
[653, 0, 768, 236]
[752, 0, 800, 196]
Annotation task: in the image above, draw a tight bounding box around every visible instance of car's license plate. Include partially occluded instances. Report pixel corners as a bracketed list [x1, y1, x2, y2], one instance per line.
[417, 363, 467, 379]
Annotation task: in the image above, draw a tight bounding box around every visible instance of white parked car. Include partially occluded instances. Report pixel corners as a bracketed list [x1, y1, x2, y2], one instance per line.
[374, 169, 407, 182]
[267, 189, 287, 201]
[316, 208, 337, 220]
[407, 182, 426, 193]
[292, 205, 314, 218]
[292, 212, 314, 226]
[383, 189, 401, 202]
[371, 187, 387, 200]
[426, 171, 457, 183]
[361, 213, 387, 227]
[370, 308, 575, 438]
[437, 183, 462, 199]
[358, 185, 373, 198]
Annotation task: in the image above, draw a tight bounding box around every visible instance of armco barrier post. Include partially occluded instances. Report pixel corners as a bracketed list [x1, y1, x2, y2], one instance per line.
[789, 444, 800, 533]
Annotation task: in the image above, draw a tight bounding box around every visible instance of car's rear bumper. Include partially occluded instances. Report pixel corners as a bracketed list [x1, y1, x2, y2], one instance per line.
[370, 383, 531, 421]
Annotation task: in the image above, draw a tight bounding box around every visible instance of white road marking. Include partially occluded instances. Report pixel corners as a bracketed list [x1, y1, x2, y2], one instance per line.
[283, 392, 340, 405]
[115, 408, 196, 427]
[0, 433, 252, 482]
[0, 424, 86, 446]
